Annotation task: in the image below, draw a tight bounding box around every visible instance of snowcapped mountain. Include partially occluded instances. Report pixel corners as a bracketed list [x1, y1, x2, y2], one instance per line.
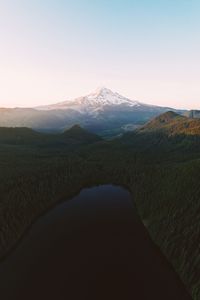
[36, 87, 143, 114]
[0, 88, 185, 137]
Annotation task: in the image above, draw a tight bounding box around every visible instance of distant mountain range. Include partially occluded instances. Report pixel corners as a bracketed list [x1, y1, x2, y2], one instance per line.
[0, 87, 198, 137]
[0, 107, 199, 299]
[1, 108, 200, 156]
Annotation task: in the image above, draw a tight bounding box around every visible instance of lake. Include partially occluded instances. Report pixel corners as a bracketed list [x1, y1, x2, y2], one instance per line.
[0, 184, 191, 300]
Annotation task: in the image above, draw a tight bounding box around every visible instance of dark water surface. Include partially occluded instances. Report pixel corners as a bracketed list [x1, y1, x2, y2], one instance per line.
[0, 185, 191, 300]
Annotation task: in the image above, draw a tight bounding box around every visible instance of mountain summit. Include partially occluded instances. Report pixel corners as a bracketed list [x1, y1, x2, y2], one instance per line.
[36, 87, 141, 113]
[0, 88, 185, 137]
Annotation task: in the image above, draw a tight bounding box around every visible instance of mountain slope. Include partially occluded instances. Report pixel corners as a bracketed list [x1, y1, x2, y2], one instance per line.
[61, 125, 102, 144]
[0, 126, 101, 146]
[36, 88, 184, 136]
[0, 88, 185, 137]
[37, 87, 146, 113]
[140, 111, 200, 136]
[118, 111, 200, 155]
[36, 87, 173, 115]
[0, 108, 83, 131]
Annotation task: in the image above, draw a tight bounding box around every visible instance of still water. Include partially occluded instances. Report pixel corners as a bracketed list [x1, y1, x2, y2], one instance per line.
[0, 185, 191, 300]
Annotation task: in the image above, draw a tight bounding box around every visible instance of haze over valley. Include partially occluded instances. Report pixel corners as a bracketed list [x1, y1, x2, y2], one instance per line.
[0, 87, 196, 137]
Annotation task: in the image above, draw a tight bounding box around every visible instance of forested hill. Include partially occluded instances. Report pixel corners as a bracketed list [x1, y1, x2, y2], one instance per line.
[118, 112, 200, 158]
[61, 125, 102, 143]
[139, 111, 200, 136]
[0, 112, 200, 298]
[0, 125, 102, 146]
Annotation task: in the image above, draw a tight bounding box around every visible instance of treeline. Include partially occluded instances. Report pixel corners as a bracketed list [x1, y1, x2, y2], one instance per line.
[0, 130, 200, 299]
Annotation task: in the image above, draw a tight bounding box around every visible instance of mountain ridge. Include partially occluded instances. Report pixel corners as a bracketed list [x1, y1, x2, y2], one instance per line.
[36, 87, 171, 113]
[0, 88, 187, 137]
[0, 125, 101, 146]
[139, 111, 200, 136]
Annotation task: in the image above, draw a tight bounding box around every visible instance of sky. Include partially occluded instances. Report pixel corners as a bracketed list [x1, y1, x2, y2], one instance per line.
[0, 0, 200, 109]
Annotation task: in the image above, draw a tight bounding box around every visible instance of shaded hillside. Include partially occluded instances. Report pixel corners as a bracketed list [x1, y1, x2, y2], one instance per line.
[0, 108, 83, 131]
[0, 126, 101, 146]
[0, 127, 45, 144]
[61, 125, 102, 144]
[0, 106, 175, 138]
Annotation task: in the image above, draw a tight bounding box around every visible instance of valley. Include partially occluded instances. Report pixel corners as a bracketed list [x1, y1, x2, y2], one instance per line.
[2, 1, 200, 299]
[0, 111, 200, 298]
[0, 88, 186, 137]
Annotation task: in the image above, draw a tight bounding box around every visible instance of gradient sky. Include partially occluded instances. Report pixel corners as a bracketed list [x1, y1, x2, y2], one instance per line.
[0, 0, 200, 109]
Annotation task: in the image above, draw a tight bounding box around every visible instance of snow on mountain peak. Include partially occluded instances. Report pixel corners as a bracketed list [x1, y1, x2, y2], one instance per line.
[36, 88, 141, 112]
[70, 87, 140, 107]
[90, 87, 119, 99]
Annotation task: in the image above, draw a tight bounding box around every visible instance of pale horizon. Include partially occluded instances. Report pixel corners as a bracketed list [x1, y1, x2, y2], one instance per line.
[0, 85, 199, 111]
[1, 1, 200, 110]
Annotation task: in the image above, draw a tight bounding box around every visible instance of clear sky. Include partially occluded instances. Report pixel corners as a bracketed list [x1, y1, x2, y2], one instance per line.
[0, 0, 200, 109]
